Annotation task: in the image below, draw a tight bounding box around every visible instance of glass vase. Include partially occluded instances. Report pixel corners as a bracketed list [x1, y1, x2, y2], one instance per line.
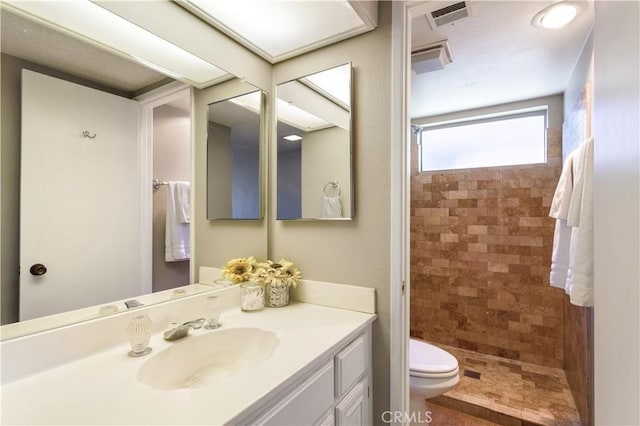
[240, 282, 265, 312]
[266, 283, 289, 308]
[126, 314, 152, 357]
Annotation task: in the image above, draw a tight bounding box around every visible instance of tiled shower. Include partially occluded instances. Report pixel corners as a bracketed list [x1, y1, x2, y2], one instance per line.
[410, 127, 592, 424]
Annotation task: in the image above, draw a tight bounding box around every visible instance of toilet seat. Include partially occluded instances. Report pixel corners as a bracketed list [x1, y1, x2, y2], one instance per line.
[409, 338, 459, 378]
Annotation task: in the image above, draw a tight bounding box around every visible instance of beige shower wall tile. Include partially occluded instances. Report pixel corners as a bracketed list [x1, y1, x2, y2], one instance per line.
[410, 128, 564, 367]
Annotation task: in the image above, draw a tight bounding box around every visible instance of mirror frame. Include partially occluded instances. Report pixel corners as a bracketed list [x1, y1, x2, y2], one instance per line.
[275, 62, 354, 221]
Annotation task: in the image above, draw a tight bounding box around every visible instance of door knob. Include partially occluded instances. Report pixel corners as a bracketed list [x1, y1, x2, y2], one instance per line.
[29, 264, 47, 276]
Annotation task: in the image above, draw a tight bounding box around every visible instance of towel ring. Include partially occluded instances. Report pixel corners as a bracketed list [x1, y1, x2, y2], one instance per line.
[323, 181, 341, 197]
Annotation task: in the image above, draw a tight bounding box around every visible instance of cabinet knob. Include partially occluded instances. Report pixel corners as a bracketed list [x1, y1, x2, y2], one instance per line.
[29, 264, 47, 276]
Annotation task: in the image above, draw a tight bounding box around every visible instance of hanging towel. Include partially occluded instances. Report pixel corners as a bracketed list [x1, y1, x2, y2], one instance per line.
[567, 137, 594, 307]
[165, 181, 190, 262]
[174, 181, 190, 224]
[548, 138, 594, 307]
[322, 195, 343, 218]
[549, 151, 575, 292]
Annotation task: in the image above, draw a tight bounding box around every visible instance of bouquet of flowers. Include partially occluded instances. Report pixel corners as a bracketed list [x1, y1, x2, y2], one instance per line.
[253, 259, 302, 288]
[221, 256, 257, 283]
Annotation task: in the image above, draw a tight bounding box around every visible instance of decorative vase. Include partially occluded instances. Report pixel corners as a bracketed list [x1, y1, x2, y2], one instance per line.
[126, 314, 152, 357]
[240, 282, 265, 312]
[266, 283, 289, 308]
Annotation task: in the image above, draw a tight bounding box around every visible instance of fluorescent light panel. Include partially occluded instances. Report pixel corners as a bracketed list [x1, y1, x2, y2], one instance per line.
[283, 134, 303, 142]
[182, 0, 364, 61]
[301, 64, 351, 108]
[277, 99, 331, 132]
[5, 0, 228, 86]
[228, 91, 262, 113]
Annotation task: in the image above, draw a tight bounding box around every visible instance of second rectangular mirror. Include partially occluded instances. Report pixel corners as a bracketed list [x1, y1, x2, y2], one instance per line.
[276, 63, 353, 220]
[207, 90, 264, 220]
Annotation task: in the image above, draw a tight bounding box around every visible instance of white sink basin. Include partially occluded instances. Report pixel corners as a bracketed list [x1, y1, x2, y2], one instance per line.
[137, 327, 279, 390]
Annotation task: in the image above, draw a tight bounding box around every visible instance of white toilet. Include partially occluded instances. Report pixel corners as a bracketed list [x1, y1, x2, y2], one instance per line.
[409, 338, 460, 400]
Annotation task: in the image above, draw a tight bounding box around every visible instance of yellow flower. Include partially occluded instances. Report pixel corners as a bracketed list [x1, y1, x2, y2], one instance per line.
[222, 256, 256, 283]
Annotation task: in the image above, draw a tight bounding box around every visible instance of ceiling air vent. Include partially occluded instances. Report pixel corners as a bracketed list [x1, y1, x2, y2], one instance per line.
[425, 1, 472, 29]
[411, 40, 453, 74]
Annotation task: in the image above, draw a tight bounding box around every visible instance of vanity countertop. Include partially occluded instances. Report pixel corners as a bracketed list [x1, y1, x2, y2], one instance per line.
[0, 302, 375, 425]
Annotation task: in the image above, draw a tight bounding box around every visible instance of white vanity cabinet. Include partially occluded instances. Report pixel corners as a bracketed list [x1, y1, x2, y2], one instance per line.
[244, 325, 372, 426]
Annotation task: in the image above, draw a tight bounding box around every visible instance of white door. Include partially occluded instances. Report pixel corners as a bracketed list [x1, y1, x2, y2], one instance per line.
[20, 70, 143, 321]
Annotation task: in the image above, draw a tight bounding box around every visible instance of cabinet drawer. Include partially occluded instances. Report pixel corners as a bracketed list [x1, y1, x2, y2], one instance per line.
[256, 361, 334, 426]
[335, 334, 367, 398]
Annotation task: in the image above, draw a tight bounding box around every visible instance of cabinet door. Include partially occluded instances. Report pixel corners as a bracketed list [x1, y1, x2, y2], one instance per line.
[255, 361, 335, 426]
[316, 411, 335, 426]
[335, 334, 367, 398]
[335, 378, 369, 426]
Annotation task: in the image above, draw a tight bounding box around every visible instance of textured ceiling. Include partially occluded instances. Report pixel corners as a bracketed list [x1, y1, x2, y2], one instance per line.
[1, 10, 170, 95]
[411, 1, 594, 119]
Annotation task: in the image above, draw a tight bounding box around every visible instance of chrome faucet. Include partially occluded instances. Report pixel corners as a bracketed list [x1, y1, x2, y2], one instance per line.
[125, 299, 144, 309]
[163, 318, 206, 341]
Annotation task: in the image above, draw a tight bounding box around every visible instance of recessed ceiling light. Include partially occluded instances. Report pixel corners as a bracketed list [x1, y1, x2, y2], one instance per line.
[283, 134, 303, 142]
[532, 2, 585, 29]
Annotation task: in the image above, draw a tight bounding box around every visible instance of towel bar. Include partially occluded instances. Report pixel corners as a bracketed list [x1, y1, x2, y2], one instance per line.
[153, 179, 169, 190]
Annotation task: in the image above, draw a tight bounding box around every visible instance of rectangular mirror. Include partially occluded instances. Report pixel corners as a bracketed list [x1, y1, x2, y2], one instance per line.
[207, 89, 264, 220]
[276, 63, 353, 220]
[0, 4, 269, 340]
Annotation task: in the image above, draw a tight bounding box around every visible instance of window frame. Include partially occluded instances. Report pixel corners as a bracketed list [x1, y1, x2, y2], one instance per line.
[416, 108, 549, 172]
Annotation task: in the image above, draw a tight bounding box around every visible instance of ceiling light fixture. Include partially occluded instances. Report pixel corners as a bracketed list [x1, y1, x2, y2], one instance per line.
[283, 134, 303, 142]
[2, 0, 229, 87]
[179, 0, 374, 63]
[277, 99, 331, 132]
[532, 1, 585, 29]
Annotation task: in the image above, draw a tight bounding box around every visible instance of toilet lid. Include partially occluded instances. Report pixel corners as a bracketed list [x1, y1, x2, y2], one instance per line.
[409, 339, 458, 374]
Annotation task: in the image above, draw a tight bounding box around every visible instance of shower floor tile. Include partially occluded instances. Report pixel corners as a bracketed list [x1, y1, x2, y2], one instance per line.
[430, 344, 581, 425]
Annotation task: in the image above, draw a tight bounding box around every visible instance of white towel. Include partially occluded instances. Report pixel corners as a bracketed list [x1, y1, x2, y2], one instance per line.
[322, 195, 343, 218]
[549, 152, 575, 292]
[567, 137, 594, 307]
[174, 181, 190, 224]
[165, 181, 190, 262]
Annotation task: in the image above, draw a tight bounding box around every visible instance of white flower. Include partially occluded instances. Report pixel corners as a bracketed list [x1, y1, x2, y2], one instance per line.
[253, 259, 302, 288]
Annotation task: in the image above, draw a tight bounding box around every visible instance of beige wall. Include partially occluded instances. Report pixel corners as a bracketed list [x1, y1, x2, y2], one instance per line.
[413, 94, 565, 129]
[593, 1, 640, 423]
[152, 104, 191, 293]
[270, 2, 392, 422]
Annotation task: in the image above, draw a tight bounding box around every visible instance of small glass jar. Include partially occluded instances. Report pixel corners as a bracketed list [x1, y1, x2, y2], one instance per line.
[265, 283, 290, 308]
[203, 295, 221, 329]
[126, 314, 153, 357]
[240, 282, 265, 312]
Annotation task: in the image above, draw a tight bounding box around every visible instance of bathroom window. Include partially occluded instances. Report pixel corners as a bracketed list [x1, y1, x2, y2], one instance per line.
[417, 109, 547, 172]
